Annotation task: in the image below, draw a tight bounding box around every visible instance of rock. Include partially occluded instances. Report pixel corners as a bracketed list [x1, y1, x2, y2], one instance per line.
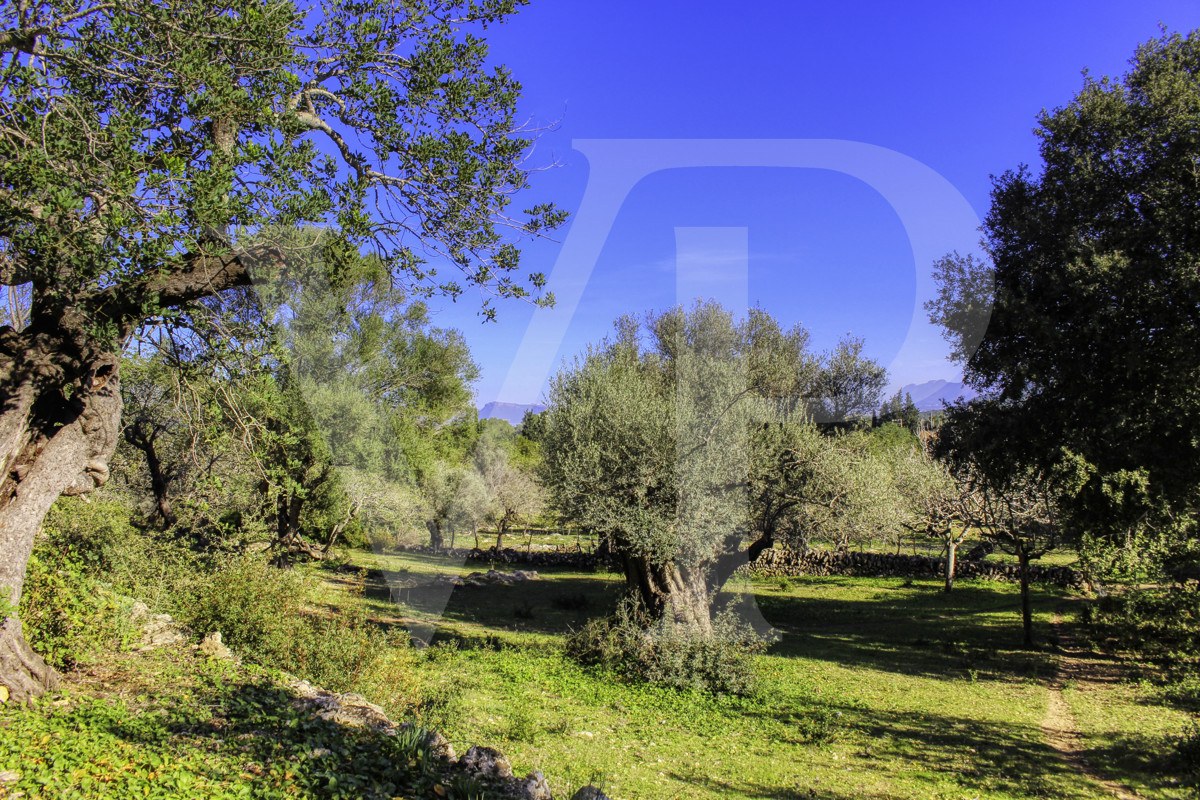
[461, 745, 513, 779]
[290, 680, 395, 735]
[0, 770, 19, 783]
[570, 787, 610, 800]
[423, 729, 457, 763]
[199, 631, 237, 661]
[514, 770, 553, 799]
[136, 605, 185, 649]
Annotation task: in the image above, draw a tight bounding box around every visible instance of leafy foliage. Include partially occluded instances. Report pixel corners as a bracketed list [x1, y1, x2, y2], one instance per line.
[564, 595, 764, 696]
[927, 31, 1200, 550]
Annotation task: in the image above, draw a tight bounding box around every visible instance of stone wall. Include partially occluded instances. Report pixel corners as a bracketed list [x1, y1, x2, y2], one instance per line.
[747, 547, 1083, 589]
[395, 544, 606, 570]
[393, 544, 1083, 589]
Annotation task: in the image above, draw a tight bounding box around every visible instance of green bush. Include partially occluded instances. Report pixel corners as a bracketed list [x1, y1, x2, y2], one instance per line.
[1172, 720, 1200, 788]
[18, 551, 134, 669]
[18, 497, 146, 668]
[1086, 585, 1200, 655]
[22, 496, 409, 695]
[564, 596, 764, 696]
[39, 497, 139, 573]
[176, 554, 400, 692]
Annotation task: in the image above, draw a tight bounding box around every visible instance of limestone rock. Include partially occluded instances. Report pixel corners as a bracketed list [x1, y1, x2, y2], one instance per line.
[461, 745, 513, 779]
[131, 601, 185, 650]
[514, 770, 553, 799]
[199, 631, 237, 662]
[570, 788, 611, 800]
[289, 680, 395, 735]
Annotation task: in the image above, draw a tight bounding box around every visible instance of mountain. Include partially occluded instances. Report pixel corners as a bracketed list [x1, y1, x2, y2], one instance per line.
[478, 401, 546, 426]
[481, 384, 975, 424]
[897, 380, 978, 412]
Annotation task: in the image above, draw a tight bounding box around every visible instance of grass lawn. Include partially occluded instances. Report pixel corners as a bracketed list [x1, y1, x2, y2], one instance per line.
[335, 548, 1190, 800]
[3, 546, 1185, 800]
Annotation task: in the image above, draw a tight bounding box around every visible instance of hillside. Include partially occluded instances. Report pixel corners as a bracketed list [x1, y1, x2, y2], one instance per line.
[478, 402, 546, 426]
[897, 380, 978, 411]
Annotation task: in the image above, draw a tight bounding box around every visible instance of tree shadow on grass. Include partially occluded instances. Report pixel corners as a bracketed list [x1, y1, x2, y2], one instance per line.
[752, 584, 1066, 683]
[19, 670, 492, 800]
[351, 561, 625, 643]
[729, 701, 1105, 800]
[665, 773, 862, 799]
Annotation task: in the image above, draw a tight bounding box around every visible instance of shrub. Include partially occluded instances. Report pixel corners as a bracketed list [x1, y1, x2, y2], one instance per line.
[795, 707, 842, 743]
[26, 496, 407, 695]
[19, 552, 134, 669]
[564, 596, 764, 695]
[1086, 585, 1200, 655]
[176, 555, 400, 692]
[1172, 721, 1200, 788]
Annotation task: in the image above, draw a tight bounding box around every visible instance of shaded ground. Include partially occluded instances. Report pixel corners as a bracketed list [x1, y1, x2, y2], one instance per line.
[330, 552, 1197, 799]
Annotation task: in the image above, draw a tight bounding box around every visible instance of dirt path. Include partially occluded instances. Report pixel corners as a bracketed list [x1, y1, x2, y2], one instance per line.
[1043, 604, 1144, 800]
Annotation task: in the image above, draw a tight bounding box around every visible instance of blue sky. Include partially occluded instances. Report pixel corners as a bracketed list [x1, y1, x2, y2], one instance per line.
[422, 1, 1200, 408]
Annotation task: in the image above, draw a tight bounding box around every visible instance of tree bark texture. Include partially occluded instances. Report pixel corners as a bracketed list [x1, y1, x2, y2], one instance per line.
[0, 335, 123, 700]
[944, 540, 958, 593]
[426, 519, 444, 550]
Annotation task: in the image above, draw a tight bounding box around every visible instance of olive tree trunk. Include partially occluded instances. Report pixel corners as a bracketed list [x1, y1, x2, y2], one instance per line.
[0, 338, 123, 702]
[620, 552, 715, 634]
[426, 519, 445, 550]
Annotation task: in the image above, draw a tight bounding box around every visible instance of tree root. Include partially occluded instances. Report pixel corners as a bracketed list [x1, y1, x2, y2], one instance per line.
[0, 617, 60, 703]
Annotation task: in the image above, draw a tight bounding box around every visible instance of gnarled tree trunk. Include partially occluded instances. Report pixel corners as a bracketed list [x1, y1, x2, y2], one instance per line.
[0, 331, 123, 702]
[122, 419, 177, 528]
[426, 519, 445, 550]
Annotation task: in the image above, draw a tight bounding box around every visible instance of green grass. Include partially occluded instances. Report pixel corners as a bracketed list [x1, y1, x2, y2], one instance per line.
[1061, 672, 1195, 797]
[331, 549, 1187, 800]
[7, 542, 1186, 800]
[0, 648, 495, 800]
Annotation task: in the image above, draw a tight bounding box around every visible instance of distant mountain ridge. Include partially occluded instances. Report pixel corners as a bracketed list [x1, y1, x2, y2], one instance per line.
[897, 380, 978, 412]
[481, 382, 975, 423]
[478, 401, 546, 426]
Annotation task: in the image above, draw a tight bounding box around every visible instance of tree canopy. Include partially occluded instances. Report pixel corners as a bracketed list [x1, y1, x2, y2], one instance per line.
[0, 0, 564, 701]
[540, 302, 903, 634]
[927, 31, 1200, 550]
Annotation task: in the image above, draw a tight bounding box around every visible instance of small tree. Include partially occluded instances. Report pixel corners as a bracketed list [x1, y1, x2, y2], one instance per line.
[475, 440, 543, 550]
[894, 445, 975, 592]
[935, 401, 1077, 644]
[810, 335, 888, 423]
[450, 468, 491, 550]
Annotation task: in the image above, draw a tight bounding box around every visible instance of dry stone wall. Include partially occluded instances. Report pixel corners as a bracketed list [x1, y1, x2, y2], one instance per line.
[394, 545, 1082, 589]
[748, 548, 1083, 589]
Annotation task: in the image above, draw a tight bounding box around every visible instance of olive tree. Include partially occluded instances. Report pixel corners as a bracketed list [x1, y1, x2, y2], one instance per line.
[474, 439, 543, 550]
[542, 303, 883, 633]
[0, 0, 563, 700]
